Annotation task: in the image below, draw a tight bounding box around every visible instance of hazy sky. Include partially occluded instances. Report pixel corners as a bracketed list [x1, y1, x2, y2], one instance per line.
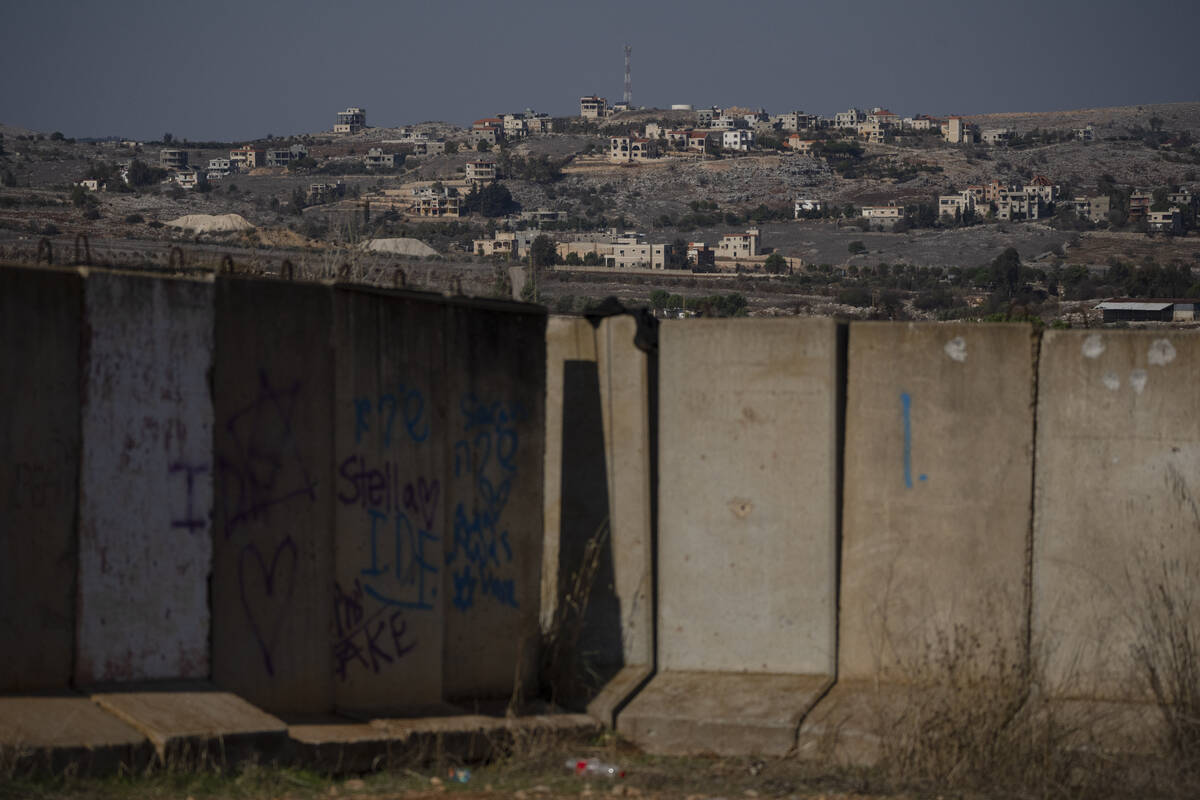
[2, 0, 1197, 141]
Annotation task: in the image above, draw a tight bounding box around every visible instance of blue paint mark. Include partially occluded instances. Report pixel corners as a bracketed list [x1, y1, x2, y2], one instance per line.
[920, 474, 928, 482]
[902, 392, 913, 489]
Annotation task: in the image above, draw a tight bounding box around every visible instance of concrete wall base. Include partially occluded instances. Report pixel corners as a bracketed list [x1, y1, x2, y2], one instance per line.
[0, 693, 153, 776]
[617, 671, 832, 756]
[586, 663, 654, 728]
[88, 682, 287, 764]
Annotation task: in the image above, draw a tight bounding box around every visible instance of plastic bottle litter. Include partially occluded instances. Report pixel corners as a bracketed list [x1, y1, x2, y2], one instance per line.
[565, 757, 625, 778]
[447, 767, 471, 783]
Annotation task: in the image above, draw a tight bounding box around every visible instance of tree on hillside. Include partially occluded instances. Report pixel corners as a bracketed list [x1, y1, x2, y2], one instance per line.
[991, 247, 1022, 298]
[530, 234, 556, 267]
[764, 253, 788, 274]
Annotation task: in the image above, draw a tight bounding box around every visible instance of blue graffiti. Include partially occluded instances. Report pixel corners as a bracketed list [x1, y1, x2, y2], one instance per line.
[354, 384, 429, 447]
[360, 507, 439, 611]
[446, 394, 522, 611]
[901, 392, 927, 489]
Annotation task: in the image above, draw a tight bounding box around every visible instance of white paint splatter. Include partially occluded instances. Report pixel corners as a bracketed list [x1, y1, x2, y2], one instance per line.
[1130, 368, 1148, 395]
[944, 336, 967, 362]
[1102, 371, 1120, 391]
[1081, 334, 1105, 359]
[1148, 339, 1176, 366]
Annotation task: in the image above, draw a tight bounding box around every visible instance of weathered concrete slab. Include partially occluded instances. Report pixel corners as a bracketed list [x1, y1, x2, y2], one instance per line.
[0, 266, 81, 690]
[620, 318, 842, 754]
[540, 316, 598, 631]
[441, 298, 546, 701]
[587, 315, 655, 725]
[212, 277, 335, 713]
[1034, 330, 1200, 698]
[77, 271, 214, 684]
[617, 672, 831, 756]
[838, 322, 1034, 679]
[0, 692, 152, 775]
[333, 288, 448, 714]
[655, 318, 840, 674]
[90, 682, 287, 763]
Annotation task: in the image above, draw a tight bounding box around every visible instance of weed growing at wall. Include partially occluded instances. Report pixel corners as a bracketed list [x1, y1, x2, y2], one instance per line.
[1131, 550, 1200, 789]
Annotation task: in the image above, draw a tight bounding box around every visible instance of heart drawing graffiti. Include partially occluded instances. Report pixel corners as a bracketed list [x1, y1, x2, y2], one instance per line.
[238, 536, 298, 676]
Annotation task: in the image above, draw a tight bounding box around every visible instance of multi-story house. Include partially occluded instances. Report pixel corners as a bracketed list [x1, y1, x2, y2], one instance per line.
[1023, 175, 1060, 205]
[1128, 191, 1152, 220]
[687, 131, 712, 152]
[580, 96, 608, 118]
[996, 189, 1039, 221]
[265, 149, 295, 168]
[409, 186, 460, 218]
[717, 228, 761, 260]
[363, 148, 396, 169]
[1148, 208, 1183, 234]
[230, 146, 264, 170]
[207, 157, 233, 178]
[835, 108, 865, 128]
[465, 161, 496, 183]
[861, 203, 903, 229]
[335, 107, 366, 134]
[722, 129, 754, 151]
[938, 191, 975, 218]
[943, 116, 977, 144]
[159, 148, 188, 169]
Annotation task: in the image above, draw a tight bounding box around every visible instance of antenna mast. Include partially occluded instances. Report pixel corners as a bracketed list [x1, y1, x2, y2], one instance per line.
[623, 44, 632, 106]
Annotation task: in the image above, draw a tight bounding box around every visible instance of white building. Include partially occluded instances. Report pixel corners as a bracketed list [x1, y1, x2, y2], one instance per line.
[722, 129, 754, 152]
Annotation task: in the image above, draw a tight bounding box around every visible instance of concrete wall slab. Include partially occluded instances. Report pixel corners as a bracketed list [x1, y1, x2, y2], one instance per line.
[656, 318, 839, 675]
[0, 267, 81, 690]
[76, 272, 214, 685]
[212, 278, 335, 712]
[333, 289, 447, 714]
[441, 300, 546, 701]
[1034, 330, 1200, 697]
[838, 322, 1034, 681]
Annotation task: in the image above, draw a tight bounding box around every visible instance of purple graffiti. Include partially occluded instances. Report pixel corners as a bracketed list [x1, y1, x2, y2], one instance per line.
[238, 536, 299, 676]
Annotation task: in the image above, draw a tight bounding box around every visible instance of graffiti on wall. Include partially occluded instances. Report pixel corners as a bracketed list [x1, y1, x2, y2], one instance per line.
[217, 369, 319, 676]
[901, 392, 927, 489]
[335, 384, 438, 680]
[447, 393, 524, 611]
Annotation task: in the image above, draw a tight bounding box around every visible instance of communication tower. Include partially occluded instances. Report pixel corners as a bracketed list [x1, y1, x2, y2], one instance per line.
[623, 44, 632, 106]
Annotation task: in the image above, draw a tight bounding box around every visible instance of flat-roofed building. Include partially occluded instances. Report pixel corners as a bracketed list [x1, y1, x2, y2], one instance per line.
[335, 107, 366, 133]
[159, 148, 188, 169]
[465, 161, 496, 183]
[717, 228, 760, 260]
[230, 146, 264, 170]
[580, 96, 608, 118]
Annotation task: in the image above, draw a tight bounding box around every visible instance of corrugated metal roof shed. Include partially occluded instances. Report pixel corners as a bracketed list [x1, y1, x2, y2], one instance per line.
[1095, 302, 1173, 311]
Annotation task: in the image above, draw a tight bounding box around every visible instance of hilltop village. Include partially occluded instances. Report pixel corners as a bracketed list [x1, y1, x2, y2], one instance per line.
[1, 96, 1199, 324]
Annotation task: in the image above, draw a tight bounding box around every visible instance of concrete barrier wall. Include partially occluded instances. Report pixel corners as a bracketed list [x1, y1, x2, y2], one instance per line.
[595, 315, 654, 674]
[656, 318, 839, 675]
[838, 323, 1034, 681]
[541, 315, 655, 719]
[76, 272, 214, 684]
[0, 267, 81, 690]
[619, 318, 842, 756]
[1034, 330, 1200, 698]
[541, 317, 599, 628]
[441, 299, 546, 701]
[333, 289, 448, 714]
[212, 278, 335, 713]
